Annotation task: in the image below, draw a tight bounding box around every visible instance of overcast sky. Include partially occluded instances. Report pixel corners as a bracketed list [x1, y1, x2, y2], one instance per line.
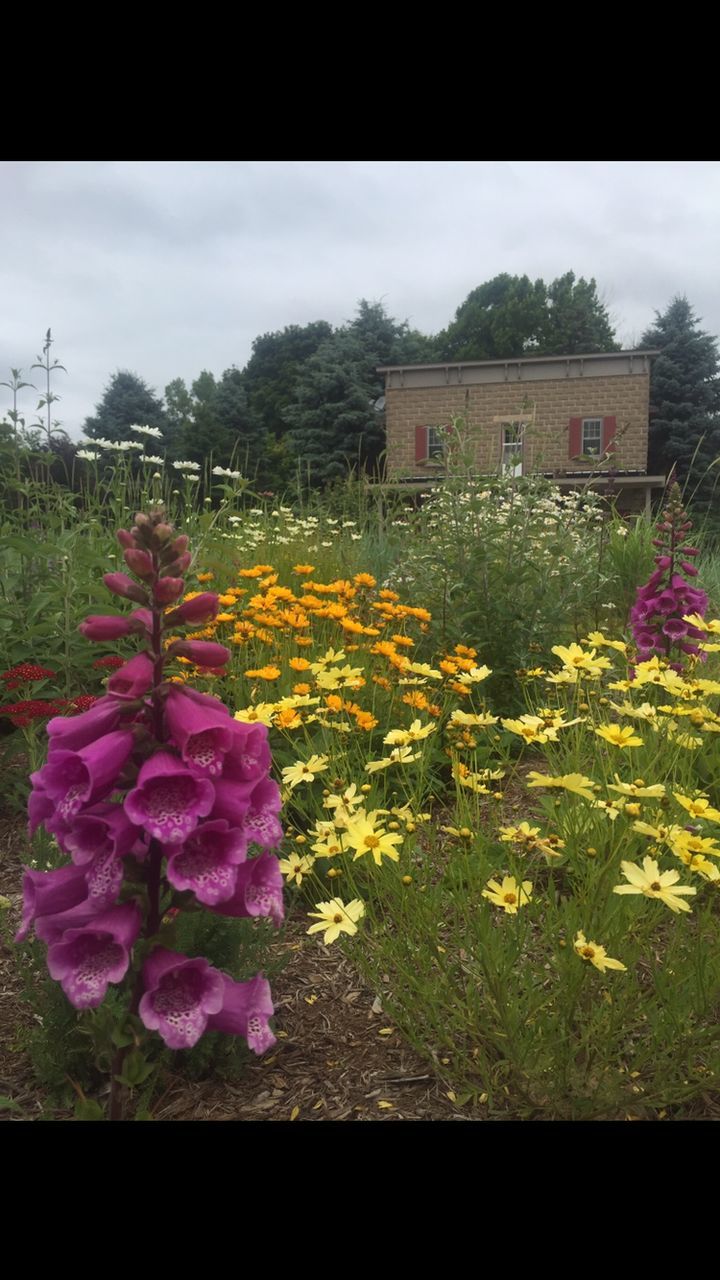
[2, 160, 719, 440]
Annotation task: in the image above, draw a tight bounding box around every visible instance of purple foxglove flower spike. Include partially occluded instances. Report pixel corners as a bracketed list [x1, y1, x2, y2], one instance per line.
[165, 819, 247, 906]
[124, 752, 215, 844]
[153, 577, 185, 604]
[207, 973, 276, 1054]
[79, 615, 145, 642]
[221, 721, 272, 783]
[46, 901, 142, 1008]
[139, 949, 225, 1048]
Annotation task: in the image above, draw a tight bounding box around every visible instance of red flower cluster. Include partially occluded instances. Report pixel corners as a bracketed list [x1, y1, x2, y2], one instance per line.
[0, 699, 69, 727]
[1, 663, 57, 691]
[92, 656, 126, 670]
[0, 693, 98, 727]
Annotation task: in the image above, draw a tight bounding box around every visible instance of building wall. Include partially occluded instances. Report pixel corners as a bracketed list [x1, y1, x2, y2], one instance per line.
[385, 372, 650, 478]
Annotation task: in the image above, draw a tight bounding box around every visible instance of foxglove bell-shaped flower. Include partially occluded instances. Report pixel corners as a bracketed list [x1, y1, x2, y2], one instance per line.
[165, 819, 247, 905]
[139, 948, 225, 1048]
[165, 592, 219, 625]
[164, 687, 236, 778]
[243, 776, 284, 849]
[46, 695, 123, 751]
[103, 572, 150, 605]
[60, 802, 141, 865]
[47, 901, 142, 1008]
[107, 652, 155, 700]
[124, 751, 214, 843]
[31, 729, 135, 824]
[211, 851, 284, 926]
[207, 973, 276, 1054]
[221, 721, 272, 783]
[15, 862, 91, 942]
[167, 640, 230, 668]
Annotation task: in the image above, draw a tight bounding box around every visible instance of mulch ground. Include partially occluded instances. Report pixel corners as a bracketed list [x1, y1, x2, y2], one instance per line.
[0, 817, 470, 1122]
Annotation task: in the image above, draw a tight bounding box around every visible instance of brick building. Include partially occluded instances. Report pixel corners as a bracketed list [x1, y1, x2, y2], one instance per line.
[377, 349, 664, 514]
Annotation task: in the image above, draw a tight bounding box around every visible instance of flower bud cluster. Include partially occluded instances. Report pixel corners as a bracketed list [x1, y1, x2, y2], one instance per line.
[629, 482, 707, 669]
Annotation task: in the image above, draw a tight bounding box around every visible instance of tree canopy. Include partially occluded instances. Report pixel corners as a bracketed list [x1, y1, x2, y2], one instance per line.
[436, 272, 619, 362]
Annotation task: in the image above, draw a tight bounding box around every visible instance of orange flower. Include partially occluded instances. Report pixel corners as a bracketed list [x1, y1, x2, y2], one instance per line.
[450, 681, 471, 698]
[217, 593, 237, 607]
[292, 682, 312, 695]
[239, 565, 274, 578]
[392, 634, 414, 648]
[215, 613, 236, 624]
[373, 674, 392, 691]
[275, 708, 303, 729]
[289, 657, 311, 671]
[355, 711, 378, 731]
[293, 564, 315, 575]
[325, 695, 344, 712]
[353, 572, 377, 588]
[340, 618, 364, 634]
[295, 636, 313, 647]
[196, 572, 214, 583]
[371, 640, 397, 658]
[454, 644, 478, 658]
[402, 691, 430, 710]
[440, 659, 459, 675]
[245, 665, 281, 680]
[379, 589, 399, 602]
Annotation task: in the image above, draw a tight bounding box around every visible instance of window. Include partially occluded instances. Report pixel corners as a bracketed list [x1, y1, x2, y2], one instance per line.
[501, 423, 523, 477]
[582, 418, 602, 457]
[427, 426, 444, 459]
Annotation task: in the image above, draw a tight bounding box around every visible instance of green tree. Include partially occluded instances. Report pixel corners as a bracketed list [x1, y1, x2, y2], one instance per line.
[243, 321, 334, 439]
[284, 300, 430, 487]
[436, 272, 618, 362]
[164, 377, 194, 460]
[83, 371, 168, 444]
[641, 296, 720, 507]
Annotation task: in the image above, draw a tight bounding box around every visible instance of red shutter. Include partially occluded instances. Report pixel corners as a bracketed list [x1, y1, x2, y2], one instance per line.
[568, 417, 582, 459]
[602, 415, 617, 455]
[415, 425, 427, 463]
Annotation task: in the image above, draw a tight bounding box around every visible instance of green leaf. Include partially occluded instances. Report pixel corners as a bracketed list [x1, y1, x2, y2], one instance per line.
[75, 1098, 105, 1121]
[0, 1095, 21, 1112]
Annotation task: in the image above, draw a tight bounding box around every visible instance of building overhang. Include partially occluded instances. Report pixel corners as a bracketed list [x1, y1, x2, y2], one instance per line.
[378, 350, 660, 390]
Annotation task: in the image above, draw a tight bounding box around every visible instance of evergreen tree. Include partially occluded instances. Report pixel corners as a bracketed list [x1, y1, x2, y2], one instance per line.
[243, 321, 334, 439]
[642, 297, 720, 507]
[83, 371, 169, 444]
[283, 300, 429, 487]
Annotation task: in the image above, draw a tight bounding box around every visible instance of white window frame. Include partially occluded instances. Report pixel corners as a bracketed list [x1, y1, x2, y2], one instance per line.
[581, 417, 603, 457]
[426, 425, 444, 460]
[501, 422, 523, 477]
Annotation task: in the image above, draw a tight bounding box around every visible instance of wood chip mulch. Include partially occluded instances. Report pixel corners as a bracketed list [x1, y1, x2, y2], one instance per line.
[0, 817, 472, 1122]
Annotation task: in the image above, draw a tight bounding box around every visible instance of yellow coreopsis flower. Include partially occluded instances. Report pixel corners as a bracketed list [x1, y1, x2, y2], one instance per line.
[574, 932, 627, 973]
[499, 821, 542, 846]
[673, 793, 720, 823]
[583, 631, 628, 654]
[281, 755, 330, 789]
[453, 664, 492, 685]
[450, 710, 499, 727]
[613, 856, 696, 914]
[526, 771, 596, 802]
[608, 776, 665, 798]
[307, 897, 365, 944]
[595, 724, 644, 749]
[482, 876, 533, 915]
[384, 718, 436, 746]
[344, 810, 404, 866]
[279, 852, 316, 885]
[501, 715, 556, 744]
[234, 704, 276, 726]
[365, 746, 421, 772]
[551, 643, 612, 676]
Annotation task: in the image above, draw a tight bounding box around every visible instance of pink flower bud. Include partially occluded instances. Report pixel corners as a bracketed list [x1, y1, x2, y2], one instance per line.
[78, 615, 145, 642]
[117, 529, 136, 550]
[681, 561, 699, 577]
[163, 552, 192, 576]
[683, 546, 699, 557]
[124, 548, 155, 579]
[103, 573, 150, 605]
[154, 577, 185, 604]
[654, 555, 671, 569]
[164, 592, 219, 625]
[168, 640, 230, 668]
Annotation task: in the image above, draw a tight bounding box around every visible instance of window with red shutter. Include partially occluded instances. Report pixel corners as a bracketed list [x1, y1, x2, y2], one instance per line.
[415, 425, 428, 464]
